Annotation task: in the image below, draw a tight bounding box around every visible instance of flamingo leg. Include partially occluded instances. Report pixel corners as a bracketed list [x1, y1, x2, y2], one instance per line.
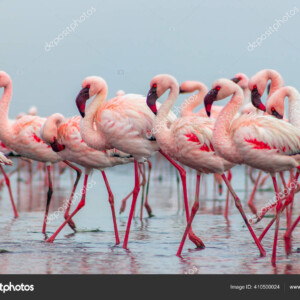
[224, 170, 232, 219]
[195, 173, 200, 203]
[139, 163, 146, 220]
[101, 171, 120, 245]
[247, 170, 262, 215]
[0, 165, 18, 218]
[42, 165, 53, 234]
[123, 160, 141, 249]
[284, 215, 300, 255]
[46, 174, 89, 243]
[159, 150, 205, 249]
[177, 173, 202, 256]
[144, 160, 154, 217]
[63, 161, 82, 231]
[221, 174, 266, 257]
[271, 175, 282, 267]
[119, 166, 142, 214]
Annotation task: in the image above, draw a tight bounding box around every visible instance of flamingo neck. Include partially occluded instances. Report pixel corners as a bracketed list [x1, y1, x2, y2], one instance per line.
[285, 87, 300, 128]
[267, 70, 284, 99]
[213, 89, 244, 163]
[0, 82, 13, 144]
[42, 114, 65, 144]
[180, 84, 207, 117]
[80, 90, 107, 150]
[154, 83, 178, 149]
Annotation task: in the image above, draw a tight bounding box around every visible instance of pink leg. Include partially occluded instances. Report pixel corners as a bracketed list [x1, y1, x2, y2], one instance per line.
[159, 150, 205, 249]
[63, 161, 82, 231]
[222, 174, 266, 257]
[123, 160, 141, 249]
[271, 175, 283, 267]
[144, 160, 153, 217]
[248, 170, 262, 215]
[177, 174, 202, 256]
[42, 165, 53, 234]
[284, 215, 300, 255]
[195, 173, 200, 203]
[46, 174, 89, 243]
[259, 174, 270, 188]
[139, 163, 146, 220]
[101, 171, 120, 245]
[224, 170, 232, 219]
[119, 168, 142, 214]
[0, 166, 18, 218]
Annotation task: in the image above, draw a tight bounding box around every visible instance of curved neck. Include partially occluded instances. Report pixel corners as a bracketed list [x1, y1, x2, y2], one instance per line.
[279, 87, 300, 128]
[266, 70, 284, 99]
[242, 87, 250, 106]
[213, 88, 244, 163]
[80, 90, 107, 150]
[42, 114, 65, 144]
[154, 83, 178, 145]
[180, 83, 207, 117]
[0, 82, 13, 144]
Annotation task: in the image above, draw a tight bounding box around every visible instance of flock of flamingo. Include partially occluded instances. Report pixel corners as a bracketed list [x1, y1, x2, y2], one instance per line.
[0, 68, 299, 267]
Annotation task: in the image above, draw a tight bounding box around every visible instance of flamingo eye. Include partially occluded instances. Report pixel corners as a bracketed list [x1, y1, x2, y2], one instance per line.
[216, 86, 221, 91]
[153, 84, 157, 88]
[271, 107, 275, 112]
[86, 84, 90, 88]
[253, 85, 257, 89]
[238, 77, 242, 80]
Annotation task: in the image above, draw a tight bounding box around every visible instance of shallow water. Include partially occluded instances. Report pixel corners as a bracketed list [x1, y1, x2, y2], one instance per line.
[0, 160, 299, 274]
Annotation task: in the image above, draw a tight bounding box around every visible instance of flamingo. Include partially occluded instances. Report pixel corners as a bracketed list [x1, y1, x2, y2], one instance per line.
[75, 76, 203, 249]
[146, 74, 265, 257]
[260, 86, 300, 254]
[0, 71, 80, 233]
[204, 78, 300, 266]
[40, 113, 134, 244]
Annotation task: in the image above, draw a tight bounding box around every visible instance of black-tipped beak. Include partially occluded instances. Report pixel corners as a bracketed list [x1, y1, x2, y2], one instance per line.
[251, 87, 266, 111]
[146, 86, 158, 115]
[204, 88, 219, 117]
[50, 137, 65, 152]
[75, 87, 90, 118]
[271, 109, 283, 119]
[231, 77, 241, 84]
[179, 87, 185, 93]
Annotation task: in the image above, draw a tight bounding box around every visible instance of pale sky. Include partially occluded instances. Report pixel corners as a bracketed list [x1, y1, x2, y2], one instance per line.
[1, 0, 299, 118]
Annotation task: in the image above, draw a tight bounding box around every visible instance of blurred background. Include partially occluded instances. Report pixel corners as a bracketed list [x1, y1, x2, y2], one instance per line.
[1, 0, 299, 117]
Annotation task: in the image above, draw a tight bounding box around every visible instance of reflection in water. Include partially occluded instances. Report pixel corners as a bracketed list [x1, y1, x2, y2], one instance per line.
[0, 160, 299, 274]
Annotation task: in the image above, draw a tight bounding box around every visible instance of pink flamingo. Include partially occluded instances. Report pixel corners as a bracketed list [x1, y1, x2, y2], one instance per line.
[0, 71, 80, 233]
[40, 113, 134, 244]
[75, 76, 203, 249]
[261, 86, 300, 254]
[146, 74, 265, 257]
[204, 78, 300, 266]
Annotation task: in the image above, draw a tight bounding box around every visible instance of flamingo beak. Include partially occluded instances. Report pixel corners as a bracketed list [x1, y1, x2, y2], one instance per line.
[179, 87, 186, 93]
[50, 137, 65, 152]
[75, 86, 90, 118]
[231, 77, 241, 84]
[271, 109, 283, 119]
[146, 86, 158, 115]
[251, 87, 266, 111]
[204, 88, 219, 117]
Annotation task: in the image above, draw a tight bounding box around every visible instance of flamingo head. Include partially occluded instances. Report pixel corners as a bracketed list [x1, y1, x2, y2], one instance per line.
[204, 79, 242, 117]
[146, 74, 179, 115]
[231, 73, 249, 90]
[0, 71, 11, 88]
[76, 76, 107, 118]
[179, 81, 207, 94]
[265, 87, 295, 120]
[50, 137, 65, 152]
